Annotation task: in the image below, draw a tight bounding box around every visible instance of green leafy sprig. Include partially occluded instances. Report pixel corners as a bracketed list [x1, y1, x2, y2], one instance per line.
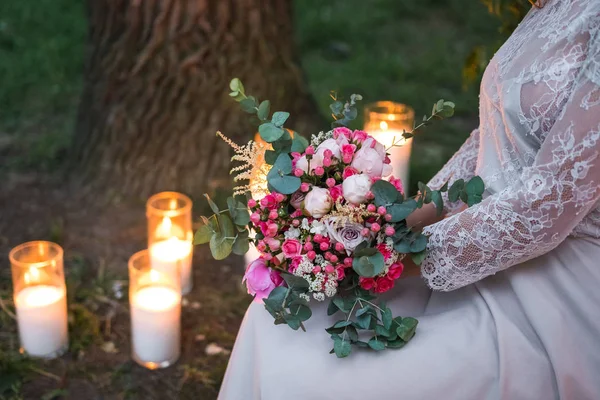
[193, 194, 250, 260]
[329, 92, 363, 128]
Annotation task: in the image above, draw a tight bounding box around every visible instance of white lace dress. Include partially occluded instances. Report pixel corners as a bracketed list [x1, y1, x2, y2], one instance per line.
[219, 2, 600, 399]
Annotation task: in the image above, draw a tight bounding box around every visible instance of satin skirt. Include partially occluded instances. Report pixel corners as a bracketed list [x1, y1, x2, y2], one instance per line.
[218, 237, 600, 400]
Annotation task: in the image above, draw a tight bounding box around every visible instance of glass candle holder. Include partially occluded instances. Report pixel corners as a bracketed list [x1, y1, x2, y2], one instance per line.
[146, 192, 193, 295]
[129, 250, 181, 369]
[364, 101, 415, 193]
[9, 241, 68, 359]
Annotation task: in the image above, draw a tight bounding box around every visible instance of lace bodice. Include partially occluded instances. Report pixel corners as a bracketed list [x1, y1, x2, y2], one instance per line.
[422, 0, 600, 291]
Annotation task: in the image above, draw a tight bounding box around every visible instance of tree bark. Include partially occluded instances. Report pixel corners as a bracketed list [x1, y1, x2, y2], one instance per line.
[72, 0, 322, 200]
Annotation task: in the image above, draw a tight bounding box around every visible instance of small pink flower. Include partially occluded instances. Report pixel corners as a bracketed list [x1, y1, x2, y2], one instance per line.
[265, 237, 281, 251]
[323, 157, 332, 167]
[342, 166, 358, 179]
[385, 226, 395, 236]
[323, 149, 333, 158]
[377, 206, 387, 215]
[305, 146, 315, 156]
[326, 178, 336, 188]
[314, 166, 325, 176]
[303, 242, 313, 251]
[330, 255, 339, 263]
[256, 241, 267, 252]
[365, 191, 375, 200]
[324, 265, 335, 274]
[336, 266, 346, 280]
[294, 168, 304, 177]
[374, 277, 395, 294]
[333, 127, 352, 139]
[268, 210, 278, 220]
[260, 194, 277, 209]
[385, 214, 392, 222]
[248, 199, 257, 208]
[388, 176, 404, 194]
[281, 239, 302, 258]
[292, 219, 300, 227]
[243, 258, 282, 300]
[335, 242, 345, 252]
[371, 223, 381, 233]
[274, 193, 286, 203]
[250, 212, 261, 224]
[367, 204, 376, 213]
[361, 228, 371, 237]
[344, 257, 353, 267]
[359, 277, 376, 290]
[352, 130, 368, 143]
[312, 266, 321, 274]
[307, 251, 316, 260]
[320, 241, 330, 251]
[329, 185, 343, 202]
[388, 262, 404, 280]
[261, 222, 278, 238]
[300, 183, 311, 193]
[313, 234, 324, 243]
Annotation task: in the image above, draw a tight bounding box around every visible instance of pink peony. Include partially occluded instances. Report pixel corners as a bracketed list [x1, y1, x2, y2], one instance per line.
[243, 258, 282, 300]
[304, 187, 332, 218]
[282, 239, 302, 258]
[342, 173, 372, 204]
[351, 137, 393, 178]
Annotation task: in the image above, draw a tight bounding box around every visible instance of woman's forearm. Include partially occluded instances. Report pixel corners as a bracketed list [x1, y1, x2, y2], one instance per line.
[405, 202, 443, 231]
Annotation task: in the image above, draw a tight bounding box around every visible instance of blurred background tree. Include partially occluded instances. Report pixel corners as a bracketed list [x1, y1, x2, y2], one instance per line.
[0, 0, 529, 198]
[71, 0, 323, 199]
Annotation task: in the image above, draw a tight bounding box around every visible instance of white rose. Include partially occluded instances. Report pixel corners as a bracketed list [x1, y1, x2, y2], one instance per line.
[304, 187, 333, 218]
[342, 173, 372, 204]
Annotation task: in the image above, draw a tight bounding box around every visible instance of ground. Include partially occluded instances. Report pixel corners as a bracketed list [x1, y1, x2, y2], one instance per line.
[0, 1, 501, 399]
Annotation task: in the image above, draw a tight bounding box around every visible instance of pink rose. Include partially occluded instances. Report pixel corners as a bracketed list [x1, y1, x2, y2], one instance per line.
[282, 239, 302, 258]
[260, 194, 277, 209]
[351, 137, 393, 178]
[260, 222, 278, 238]
[243, 258, 282, 300]
[333, 127, 352, 140]
[329, 184, 343, 202]
[388, 176, 404, 194]
[342, 166, 358, 179]
[387, 262, 404, 280]
[351, 130, 368, 143]
[341, 144, 357, 164]
[374, 277, 395, 294]
[376, 242, 393, 261]
[359, 277, 376, 290]
[264, 237, 281, 251]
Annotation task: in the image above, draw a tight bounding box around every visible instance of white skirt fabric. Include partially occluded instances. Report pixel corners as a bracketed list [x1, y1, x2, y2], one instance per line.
[218, 237, 600, 400]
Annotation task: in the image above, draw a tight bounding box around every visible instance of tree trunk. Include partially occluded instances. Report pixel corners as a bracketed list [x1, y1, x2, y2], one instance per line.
[72, 0, 322, 200]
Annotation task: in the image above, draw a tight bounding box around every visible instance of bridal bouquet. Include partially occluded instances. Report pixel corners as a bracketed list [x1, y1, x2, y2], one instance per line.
[194, 79, 484, 357]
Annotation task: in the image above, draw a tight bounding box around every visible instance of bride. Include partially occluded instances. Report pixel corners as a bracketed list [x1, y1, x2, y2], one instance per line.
[219, 1, 600, 398]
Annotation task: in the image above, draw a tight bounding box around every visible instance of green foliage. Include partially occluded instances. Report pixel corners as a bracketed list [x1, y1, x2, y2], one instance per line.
[330, 92, 362, 128]
[352, 248, 385, 278]
[326, 286, 419, 358]
[263, 274, 312, 332]
[195, 194, 251, 260]
[266, 153, 301, 194]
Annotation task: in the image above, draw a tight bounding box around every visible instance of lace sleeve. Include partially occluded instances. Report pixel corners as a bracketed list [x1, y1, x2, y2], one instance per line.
[426, 128, 480, 215]
[422, 42, 600, 292]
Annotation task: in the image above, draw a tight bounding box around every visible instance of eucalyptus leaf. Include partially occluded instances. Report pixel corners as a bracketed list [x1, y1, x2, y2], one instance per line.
[431, 190, 444, 216]
[229, 78, 244, 93]
[257, 100, 270, 121]
[448, 179, 465, 202]
[333, 337, 352, 358]
[396, 317, 418, 341]
[204, 194, 219, 214]
[193, 216, 217, 245]
[409, 234, 428, 253]
[291, 134, 309, 153]
[352, 251, 385, 277]
[240, 98, 257, 114]
[290, 304, 312, 321]
[371, 180, 399, 206]
[232, 233, 250, 256]
[259, 122, 285, 142]
[386, 200, 417, 222]
[282, 273, 310, 290]
[271, 111, 290, 127]
[227, 197, 250, 226]
[411, 250, 427, 266]
[368, 337, 386, 351]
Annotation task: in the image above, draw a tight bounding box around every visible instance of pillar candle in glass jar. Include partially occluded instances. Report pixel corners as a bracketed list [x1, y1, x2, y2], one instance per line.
[9, 241, 68, 359]
[147, 192, 193, 294]
[129, 250, 181, 369]
[364, 101, 415, 194]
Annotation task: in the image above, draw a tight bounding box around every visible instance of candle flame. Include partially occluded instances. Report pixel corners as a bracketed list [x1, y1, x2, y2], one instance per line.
[150, 269, 160, 282]
[24, 267, 40, 285]
[169, 199, 177, 210]
[157, 216, 173, 238]
[380, 121, 389, 131]
[38, 242, 45, 256]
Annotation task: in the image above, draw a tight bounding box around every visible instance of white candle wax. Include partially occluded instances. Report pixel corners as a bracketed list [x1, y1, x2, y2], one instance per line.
[15, 285, 68, 358]
[371, 129, 413, 193]
[149, 238, 193, 294]
[244, 230, 261, 268]
[131, 285, 181, 367]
